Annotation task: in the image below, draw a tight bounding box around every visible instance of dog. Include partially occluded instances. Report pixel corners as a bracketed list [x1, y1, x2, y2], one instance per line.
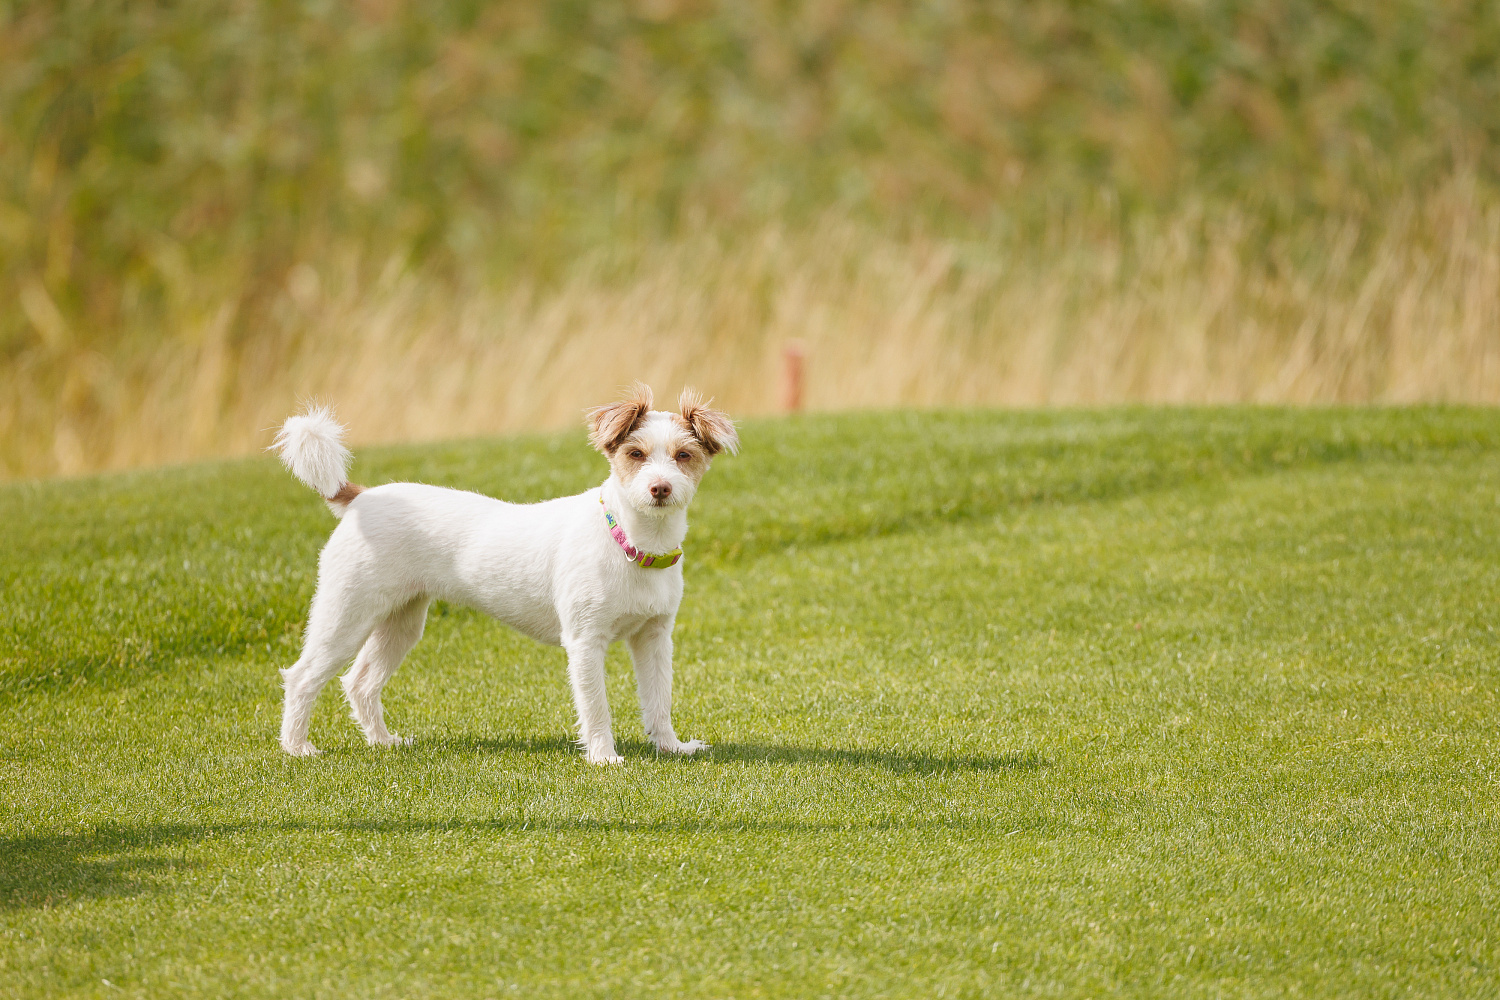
[270, 383, 737, 764]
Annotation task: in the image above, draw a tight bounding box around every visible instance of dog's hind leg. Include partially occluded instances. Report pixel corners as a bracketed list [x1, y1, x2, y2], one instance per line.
[341, 596, 429, 747]
[280, 598, 376, 757]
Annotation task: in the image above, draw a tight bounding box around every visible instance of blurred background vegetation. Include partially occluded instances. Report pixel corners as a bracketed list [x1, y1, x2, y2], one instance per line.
[2, 0, 1498, 478]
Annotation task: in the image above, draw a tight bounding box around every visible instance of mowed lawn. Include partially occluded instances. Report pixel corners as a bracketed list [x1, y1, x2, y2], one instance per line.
[2, 408, 1498, 999]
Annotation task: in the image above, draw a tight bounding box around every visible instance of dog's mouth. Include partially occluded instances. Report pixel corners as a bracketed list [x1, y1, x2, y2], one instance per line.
[638, 489, 687, 510]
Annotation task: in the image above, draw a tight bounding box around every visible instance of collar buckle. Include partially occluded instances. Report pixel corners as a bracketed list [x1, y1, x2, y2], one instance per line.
[600, 495, 683, 569]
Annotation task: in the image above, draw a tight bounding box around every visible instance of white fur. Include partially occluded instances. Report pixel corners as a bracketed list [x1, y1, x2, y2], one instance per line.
[274, 408, 717, 764]
[271, 406, 352, 502]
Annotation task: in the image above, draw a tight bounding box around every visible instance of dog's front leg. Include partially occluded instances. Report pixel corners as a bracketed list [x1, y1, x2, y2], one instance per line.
[564, 636, 621, 765]
[627, 615, 709, 757]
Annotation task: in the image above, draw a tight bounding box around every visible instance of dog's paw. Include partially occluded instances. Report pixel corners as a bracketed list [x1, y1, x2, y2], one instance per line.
[657, 738, 711, 756]
[587, 753, 625, 766]
[584, 747, 625, 765]
[281, 739, 321, 757]
[368, 732, 413, 748]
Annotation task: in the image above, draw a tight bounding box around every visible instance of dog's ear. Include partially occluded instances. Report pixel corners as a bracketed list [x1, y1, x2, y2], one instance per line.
[586, 382, 654, 454]
[679, 387, 739, 456]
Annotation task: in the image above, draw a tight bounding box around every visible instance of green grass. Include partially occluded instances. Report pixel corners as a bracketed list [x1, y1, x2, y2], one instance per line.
[3, 407, 1499, 998]
[7, 0, 1500, 354]
[8, 1, 1500, 477]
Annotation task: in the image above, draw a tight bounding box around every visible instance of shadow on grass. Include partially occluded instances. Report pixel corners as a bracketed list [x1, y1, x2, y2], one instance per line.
[705, 741, 1043, 772]
[0, 822, 197, 912]
[407, 734, 1044, 773]
[0, 810, 1058, 912]
[2, 739, 1043, 911]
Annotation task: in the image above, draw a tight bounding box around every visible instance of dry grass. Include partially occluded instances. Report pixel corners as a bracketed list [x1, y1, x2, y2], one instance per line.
[6, 1, 1498, 478]
[3, 179, 1498, 479]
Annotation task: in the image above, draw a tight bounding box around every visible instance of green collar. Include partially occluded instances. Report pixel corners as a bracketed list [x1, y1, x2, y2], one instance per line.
[600, 496, 683, 569]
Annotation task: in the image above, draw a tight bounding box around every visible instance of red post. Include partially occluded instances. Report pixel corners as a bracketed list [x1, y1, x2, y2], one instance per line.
[782, 340, 806, 413]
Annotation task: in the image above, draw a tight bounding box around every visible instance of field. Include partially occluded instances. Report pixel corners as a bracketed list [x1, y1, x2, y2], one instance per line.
[4, 0, 1500, 477]
[2, 407, 1498, 997]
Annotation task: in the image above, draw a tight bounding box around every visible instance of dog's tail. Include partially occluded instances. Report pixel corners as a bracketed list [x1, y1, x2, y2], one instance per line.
[270, 406, 365, 518]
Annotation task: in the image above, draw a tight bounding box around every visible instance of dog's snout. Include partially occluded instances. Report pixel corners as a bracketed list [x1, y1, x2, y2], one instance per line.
[649, 480, 673, 500]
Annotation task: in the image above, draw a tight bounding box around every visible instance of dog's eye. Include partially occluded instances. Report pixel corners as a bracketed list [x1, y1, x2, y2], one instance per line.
[628, 449, 644, 460]
[675, 451, 691, 462]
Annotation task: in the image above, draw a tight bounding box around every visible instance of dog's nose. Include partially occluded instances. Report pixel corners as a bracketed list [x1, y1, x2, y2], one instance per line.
[649, 480, 672, 500]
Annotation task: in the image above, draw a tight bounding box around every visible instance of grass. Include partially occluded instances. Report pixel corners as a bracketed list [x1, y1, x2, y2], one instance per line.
[5, 0, 1500, 476]
[2, 407, 1499, 998]
[9, 188, 1500, 481]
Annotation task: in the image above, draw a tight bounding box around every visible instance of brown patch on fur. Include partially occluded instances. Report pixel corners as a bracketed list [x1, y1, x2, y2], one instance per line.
[608, 426, 712, 489]
[678, 387, 739, 456]
[586, 382, 654, 454]
[608, 438, 651, 484]
[328, 482, 365, 506]
[673, 440, 711, 484]
[665, 428, 711, 483]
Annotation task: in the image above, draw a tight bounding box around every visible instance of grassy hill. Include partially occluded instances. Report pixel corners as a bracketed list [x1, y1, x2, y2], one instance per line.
[2, 408, 1498, 997]
[3, 1, 1499, 477]
[6, 0, 1496, 279]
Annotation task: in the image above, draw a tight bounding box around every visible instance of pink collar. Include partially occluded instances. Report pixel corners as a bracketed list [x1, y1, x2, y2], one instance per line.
[600, 496, 683, 569]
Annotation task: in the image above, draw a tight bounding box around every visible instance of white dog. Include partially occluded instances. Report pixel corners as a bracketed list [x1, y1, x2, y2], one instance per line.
[270, 384, 737, 764]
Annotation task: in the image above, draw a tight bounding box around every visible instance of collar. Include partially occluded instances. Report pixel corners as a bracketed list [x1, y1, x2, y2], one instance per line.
[600, 495, 683, 569]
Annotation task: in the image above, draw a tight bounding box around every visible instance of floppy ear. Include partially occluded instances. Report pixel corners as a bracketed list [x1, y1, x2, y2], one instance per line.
[586, 382, 654, 454]
[679, 387, 739, 456]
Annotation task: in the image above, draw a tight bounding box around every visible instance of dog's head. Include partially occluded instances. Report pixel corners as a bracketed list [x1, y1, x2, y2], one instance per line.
[587, 383, 739, 513]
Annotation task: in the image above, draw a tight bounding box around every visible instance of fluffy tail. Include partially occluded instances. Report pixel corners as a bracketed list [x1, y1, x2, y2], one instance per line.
[270, 406, 364, 516]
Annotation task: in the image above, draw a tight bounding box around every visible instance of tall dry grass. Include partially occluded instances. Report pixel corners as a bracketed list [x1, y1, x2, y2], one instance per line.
[6, 1, 1499, 478]
[3, 178, 1496, 479]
